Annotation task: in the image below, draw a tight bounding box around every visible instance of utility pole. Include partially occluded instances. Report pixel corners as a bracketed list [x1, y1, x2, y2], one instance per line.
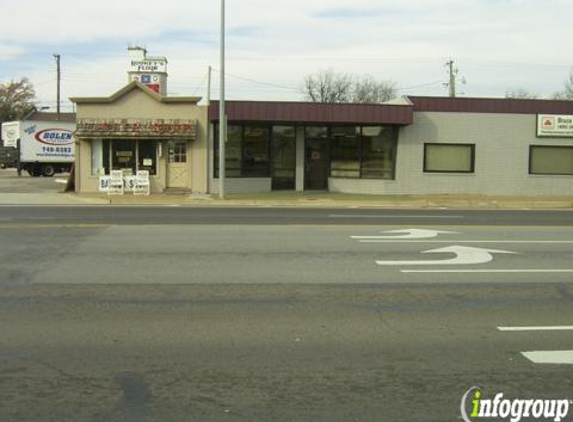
[447, 60, 456, 98]
[218, 0, 226, 199]
[53, 54, 61, 120]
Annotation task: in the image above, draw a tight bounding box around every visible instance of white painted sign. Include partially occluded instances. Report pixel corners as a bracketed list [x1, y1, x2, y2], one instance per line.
[375, 245, 517, 266]
[537, 115, 573, 138]
[99, 175, 137, 192]
[352, 229, 460, 241]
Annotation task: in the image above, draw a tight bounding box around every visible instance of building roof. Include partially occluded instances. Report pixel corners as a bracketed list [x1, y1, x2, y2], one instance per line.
[70, 81, 201, 105]
[409, 96, 573, 114]
[25, 111, 76, 122]
[209, 100, 413, 125]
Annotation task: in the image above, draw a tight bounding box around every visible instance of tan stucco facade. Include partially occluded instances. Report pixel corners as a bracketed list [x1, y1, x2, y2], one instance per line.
[72, 82, 209, 194]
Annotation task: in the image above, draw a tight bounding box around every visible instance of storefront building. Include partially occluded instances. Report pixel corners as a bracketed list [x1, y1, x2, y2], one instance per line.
[206, 97, 573, 196]
[71, 62, 573, 197]
[72, 81, 208, 194]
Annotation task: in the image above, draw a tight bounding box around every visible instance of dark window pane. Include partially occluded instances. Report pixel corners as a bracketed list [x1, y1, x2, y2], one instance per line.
[103, 140, 110, 175]
[138, 141, 157, 175]
[361, 126, 398, 179]
[330, 126, 360, 178]
[214, 124, 242, 177]
[112, 139, 136, 175]
[271, 126, 296, 190]
[243, 125, 270, 177]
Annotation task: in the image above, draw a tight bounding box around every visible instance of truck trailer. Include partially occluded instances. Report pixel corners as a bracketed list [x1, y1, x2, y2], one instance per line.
[1, 116, 76, 177]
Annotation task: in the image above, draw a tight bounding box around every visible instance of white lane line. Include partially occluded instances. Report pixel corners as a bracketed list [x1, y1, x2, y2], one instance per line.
[329, 214, 465, 219]
[521, 351, 573, 365]
[358, 240, 573, 243]
[498, 326, 573, 332]
[401, 269, 573, 274]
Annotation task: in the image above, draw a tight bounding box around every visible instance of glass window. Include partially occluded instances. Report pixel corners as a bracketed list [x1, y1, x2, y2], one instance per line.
[330, 126, 360, 178]
[112, 139, 136, 175]
[138, 141, 158, 175]
[424, 143, 475, 173]
[91, 140, 156, 176]
[214, 124, 271, 178]
[530, 146, 573, 175]
[214, 124, 242, 177]
[271, 126, 296, 190]
[361, 126, 398, 180]
[91, 139, 103, 176]
[243, 125, 270, 177]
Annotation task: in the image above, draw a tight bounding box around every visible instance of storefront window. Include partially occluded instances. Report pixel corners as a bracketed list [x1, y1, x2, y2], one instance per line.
[330, 126, 360, 178]
[361, 126, 398, 179]
[214, 124, 271, 178]
[139, 141, 158, 175]
[271, 126, 296, 190]
[243, 125, 270, 177]
[91, 139, 157, 176]
[112, 140, 136, 175]
[91, 139, 103, 176]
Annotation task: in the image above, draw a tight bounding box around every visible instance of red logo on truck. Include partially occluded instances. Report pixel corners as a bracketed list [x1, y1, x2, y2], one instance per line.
[35, 129, 74, 146]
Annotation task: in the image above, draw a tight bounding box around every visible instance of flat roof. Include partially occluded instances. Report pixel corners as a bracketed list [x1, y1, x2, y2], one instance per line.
[409, 96, 573, 114]
[209, 100, 414, 125]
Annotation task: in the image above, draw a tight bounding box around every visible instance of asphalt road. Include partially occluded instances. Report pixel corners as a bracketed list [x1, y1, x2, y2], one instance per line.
[1, 205, 573, 226]
[1, 206, 573, 422]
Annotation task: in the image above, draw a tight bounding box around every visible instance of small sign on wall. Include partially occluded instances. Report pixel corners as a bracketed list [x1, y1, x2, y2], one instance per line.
[537, 115, 573, 138]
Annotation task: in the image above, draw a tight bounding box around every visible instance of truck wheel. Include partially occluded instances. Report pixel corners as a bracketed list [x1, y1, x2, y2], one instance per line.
[42, 165, 56, 177]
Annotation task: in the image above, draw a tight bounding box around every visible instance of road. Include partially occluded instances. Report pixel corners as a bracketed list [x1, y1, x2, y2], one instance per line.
[1, 206, 573, 422]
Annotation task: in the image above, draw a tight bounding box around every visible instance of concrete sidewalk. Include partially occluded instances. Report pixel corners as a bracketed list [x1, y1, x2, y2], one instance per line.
[1, 190, 572, 209]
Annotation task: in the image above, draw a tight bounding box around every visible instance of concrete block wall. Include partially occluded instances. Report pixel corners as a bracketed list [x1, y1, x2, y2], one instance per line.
[330, 112, 573, 196]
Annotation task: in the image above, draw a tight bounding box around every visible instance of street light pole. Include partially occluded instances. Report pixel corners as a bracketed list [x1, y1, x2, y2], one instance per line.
[218, 0, 226, 199]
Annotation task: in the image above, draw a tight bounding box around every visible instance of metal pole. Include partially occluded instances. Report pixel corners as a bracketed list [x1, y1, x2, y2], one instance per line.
[53, 54, 61, 120]
[206, 66, 212, 106]
[218, 0, 226, 199]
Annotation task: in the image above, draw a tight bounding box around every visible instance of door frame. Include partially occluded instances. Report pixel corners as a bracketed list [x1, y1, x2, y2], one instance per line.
[304, 135, 329, 191]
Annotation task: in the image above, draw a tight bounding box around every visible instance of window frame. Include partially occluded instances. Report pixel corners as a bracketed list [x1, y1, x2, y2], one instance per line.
[529, 145, 573, 176]
[423, 143, 476, 174]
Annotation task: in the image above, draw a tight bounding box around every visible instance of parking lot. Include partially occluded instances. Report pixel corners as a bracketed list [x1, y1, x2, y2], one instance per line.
[0, 168, 69, 194]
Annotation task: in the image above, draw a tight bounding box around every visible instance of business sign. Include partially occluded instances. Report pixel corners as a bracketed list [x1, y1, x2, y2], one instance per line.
[129, 58, 167, 73]
[537, 115, 573, 138]
[99, 175, 137, 192]
[35, 129, 74, 146]
[76, 118, 196, 139]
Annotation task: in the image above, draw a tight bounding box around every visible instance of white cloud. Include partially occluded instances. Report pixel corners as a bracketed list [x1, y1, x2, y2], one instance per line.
[2, 0, 572, 103]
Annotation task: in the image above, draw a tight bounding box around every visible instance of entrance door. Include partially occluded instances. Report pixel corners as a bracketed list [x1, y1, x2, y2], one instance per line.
[305, 138, 328, 190]
[167, 140, 189, 188]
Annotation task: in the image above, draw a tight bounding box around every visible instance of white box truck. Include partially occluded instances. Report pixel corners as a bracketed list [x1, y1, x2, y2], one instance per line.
[1, 120, 75, 177]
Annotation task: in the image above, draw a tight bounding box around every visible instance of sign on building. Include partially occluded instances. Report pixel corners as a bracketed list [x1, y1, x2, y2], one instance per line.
[537, 115, 573, 138]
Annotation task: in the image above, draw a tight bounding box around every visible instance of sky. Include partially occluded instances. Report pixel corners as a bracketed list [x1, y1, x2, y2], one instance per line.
[1, 0, 572, 111]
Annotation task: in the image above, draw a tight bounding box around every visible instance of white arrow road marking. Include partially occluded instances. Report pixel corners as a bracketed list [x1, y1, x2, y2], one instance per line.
[521, 351, 573, 365]
[375, 245, 517, 266]
[351, 228, 460, 240]
[401, 269, 573, 274]
[498, 326, 573, 332]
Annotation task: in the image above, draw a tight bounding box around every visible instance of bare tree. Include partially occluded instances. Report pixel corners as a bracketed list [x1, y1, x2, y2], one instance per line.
[505, 88, 538, 100]
[0, 78, 36, 123]
[553, 69, 573, 100]
[304, 69, 353, 103]
[352, 75, 397, 103]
